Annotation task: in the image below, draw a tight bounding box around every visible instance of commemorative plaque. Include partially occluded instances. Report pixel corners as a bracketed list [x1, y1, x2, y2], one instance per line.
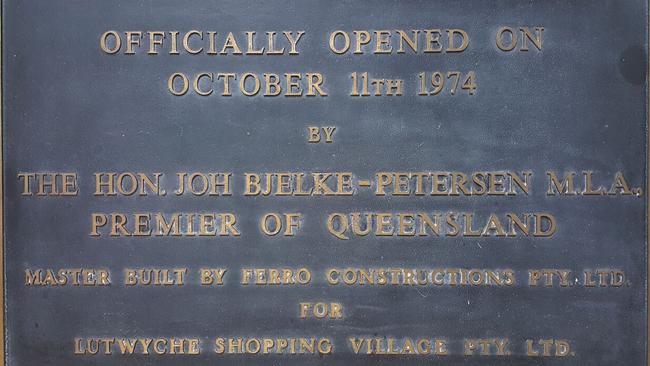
[2, 0, 649, 365]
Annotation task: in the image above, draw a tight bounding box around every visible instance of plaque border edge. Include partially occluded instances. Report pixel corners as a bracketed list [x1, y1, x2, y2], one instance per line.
[645, 0, 650, 366]
[2, 0, 6, 364]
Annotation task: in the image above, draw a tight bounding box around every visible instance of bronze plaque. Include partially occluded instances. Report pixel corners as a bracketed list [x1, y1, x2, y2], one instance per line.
[2, 1, 648, 365]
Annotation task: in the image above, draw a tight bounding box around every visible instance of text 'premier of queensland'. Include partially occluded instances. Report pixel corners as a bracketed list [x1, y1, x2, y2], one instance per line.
[2, 0, 649, 365]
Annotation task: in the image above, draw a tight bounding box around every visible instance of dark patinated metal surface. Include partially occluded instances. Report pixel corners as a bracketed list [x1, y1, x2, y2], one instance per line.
[2, 0, 648, 365]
